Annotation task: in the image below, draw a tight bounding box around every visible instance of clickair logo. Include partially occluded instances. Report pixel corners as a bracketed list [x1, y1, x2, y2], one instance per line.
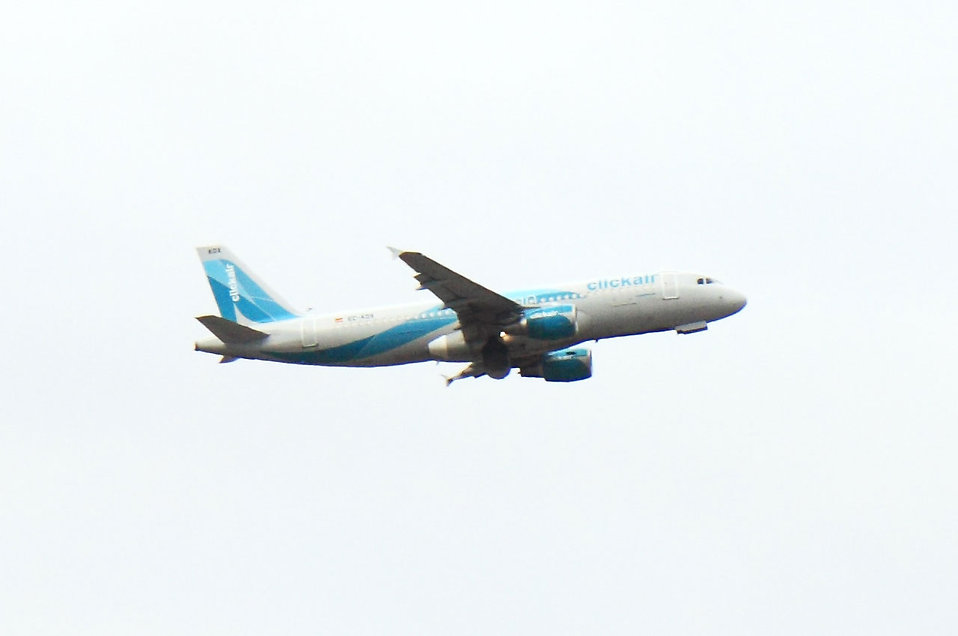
[586, 274, 656, 291]
[225, 263, 241, 302]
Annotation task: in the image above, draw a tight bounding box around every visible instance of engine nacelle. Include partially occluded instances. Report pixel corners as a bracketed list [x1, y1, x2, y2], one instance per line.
[427, 331, 471, 361]
[507, 305, 578, 340]
[521, 348, 593, 382]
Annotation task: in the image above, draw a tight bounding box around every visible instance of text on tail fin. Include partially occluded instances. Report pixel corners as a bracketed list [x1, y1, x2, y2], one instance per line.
[197, 246, 298, 324]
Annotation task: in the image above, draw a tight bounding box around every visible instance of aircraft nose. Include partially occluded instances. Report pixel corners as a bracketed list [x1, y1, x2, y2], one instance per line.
[728, 289, 747, 314]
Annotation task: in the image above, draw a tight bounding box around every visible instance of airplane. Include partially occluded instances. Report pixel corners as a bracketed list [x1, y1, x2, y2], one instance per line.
[193, 245, 746, 384]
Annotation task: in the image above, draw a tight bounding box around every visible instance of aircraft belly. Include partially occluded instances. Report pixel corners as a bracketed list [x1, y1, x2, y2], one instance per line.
[347, 339, 433, 367]
[581, 295, 669, 338]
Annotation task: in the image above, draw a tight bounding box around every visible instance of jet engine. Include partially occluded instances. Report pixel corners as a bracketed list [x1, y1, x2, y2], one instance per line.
[520, 348, 593, 382]
[506, 305, 578, 340]
[429, 331, 510, 378]
[427, 330, 471, 361]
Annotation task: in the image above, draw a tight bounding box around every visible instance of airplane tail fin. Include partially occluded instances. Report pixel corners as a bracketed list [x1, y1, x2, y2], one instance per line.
[196, 245, 299, 326]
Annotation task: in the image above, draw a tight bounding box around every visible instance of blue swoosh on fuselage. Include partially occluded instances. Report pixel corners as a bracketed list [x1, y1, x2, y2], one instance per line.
[274, 312, 458, 365]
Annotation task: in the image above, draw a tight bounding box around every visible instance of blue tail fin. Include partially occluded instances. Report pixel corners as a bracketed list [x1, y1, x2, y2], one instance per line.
[196, 245, 299, 325]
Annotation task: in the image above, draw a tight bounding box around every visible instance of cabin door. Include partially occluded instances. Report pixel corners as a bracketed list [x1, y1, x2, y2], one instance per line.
[301, 319, 318, 348]
[662, 273, 679, 300]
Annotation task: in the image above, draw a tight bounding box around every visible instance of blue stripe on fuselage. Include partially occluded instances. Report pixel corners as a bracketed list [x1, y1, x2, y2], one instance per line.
[274, 312, 458, 365]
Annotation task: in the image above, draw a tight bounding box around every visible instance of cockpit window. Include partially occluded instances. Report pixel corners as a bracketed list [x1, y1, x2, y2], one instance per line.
[697, 277, 719, 285]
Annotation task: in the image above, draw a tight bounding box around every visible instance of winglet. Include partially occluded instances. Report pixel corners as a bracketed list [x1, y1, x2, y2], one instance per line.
[387, 246, 403, 260]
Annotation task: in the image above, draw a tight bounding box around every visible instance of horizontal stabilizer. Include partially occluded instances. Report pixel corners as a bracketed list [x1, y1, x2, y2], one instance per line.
[196, 315, 269, 344]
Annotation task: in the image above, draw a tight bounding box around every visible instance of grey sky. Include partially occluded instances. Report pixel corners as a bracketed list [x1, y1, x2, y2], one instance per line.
[2, 1, 957, 634]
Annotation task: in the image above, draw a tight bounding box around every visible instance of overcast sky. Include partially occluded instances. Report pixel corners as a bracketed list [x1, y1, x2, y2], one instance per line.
[2, 1, 957, 634]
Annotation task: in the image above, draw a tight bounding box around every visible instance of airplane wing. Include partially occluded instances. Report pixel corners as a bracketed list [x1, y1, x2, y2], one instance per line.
[395, 250, 533, 384]
[397, 251, 523, 325]
[396, 250, 524, 363]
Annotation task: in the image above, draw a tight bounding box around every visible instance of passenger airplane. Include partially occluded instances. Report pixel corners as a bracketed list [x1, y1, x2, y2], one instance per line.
[194, 246, 746, 384]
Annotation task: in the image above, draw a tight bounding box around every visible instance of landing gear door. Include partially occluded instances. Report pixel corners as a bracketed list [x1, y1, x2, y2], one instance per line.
[662, 273, 679, 300]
